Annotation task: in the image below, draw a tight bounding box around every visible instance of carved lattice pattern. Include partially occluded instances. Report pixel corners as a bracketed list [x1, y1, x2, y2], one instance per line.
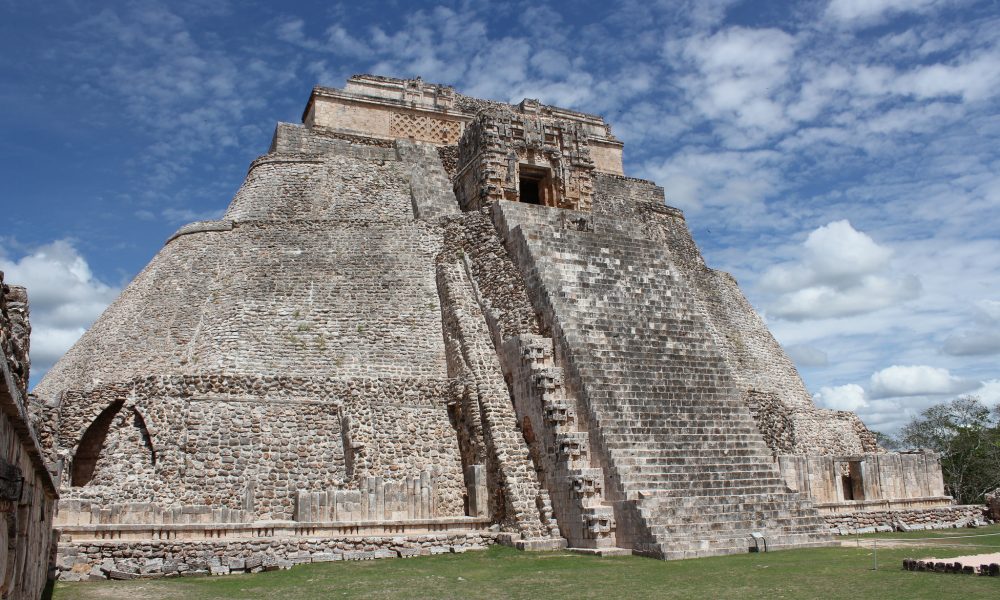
[390, 113, 462, 144]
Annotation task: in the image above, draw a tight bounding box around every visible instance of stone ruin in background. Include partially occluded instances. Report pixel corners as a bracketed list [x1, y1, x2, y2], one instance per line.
[0, 273, 58, 598]
[30, 75, 985, 579]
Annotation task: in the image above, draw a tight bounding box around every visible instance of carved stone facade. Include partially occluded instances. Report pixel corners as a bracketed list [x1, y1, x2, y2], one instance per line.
[36, 75, 964, 579]
[454, 103, 597, 212]
[1, 273, 59, 598]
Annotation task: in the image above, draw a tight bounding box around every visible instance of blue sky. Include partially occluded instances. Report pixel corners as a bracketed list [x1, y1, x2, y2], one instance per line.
[2, 0, 998, 432]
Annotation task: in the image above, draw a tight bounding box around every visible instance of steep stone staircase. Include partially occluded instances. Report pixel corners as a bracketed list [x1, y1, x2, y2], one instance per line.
[493, 202, 833, 559]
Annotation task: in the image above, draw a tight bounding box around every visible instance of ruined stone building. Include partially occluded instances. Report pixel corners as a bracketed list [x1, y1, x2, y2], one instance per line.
[1, 273, 58, 598]
[35, 76, 973, 576]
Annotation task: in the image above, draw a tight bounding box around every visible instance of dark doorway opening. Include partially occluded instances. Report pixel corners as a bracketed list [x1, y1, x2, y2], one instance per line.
[841, 474, 854, 500]
[519, 175, 542, 205]
[518, 166, 550, 206]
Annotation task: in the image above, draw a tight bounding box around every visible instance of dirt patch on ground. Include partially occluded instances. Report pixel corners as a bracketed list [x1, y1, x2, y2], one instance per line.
[917, 552, 1000, 568]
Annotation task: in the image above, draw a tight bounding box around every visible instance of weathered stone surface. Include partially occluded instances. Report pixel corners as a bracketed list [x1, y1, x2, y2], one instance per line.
[985, 488, 1000, 521]
[0, 273, 59, 598]
[35, 74, 963, 574]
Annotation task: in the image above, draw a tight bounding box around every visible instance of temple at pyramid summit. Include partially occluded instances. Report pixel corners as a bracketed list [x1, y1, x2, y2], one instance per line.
[32, 75, 976, 577]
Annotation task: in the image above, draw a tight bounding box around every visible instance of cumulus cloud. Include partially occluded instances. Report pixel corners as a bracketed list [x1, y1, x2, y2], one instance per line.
[760, 220, 920, 320]
[816, 366, 997, 433]
[0, 241, 119, 379]
[814, 383, 867, 411]
[869, 364, 977, 398]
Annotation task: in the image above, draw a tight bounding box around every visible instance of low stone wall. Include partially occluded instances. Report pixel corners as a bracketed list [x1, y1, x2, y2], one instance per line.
[56, 531, 495, 581]
[778, 452, 946, 505]
[57, 500, 249, 526]
[295, 470, 449, 522]
[823, 504, 987, 534]
[903, 558, 1000, 576]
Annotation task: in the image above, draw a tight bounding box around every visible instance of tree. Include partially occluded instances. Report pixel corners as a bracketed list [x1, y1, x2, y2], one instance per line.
[872, 430, 901, 451]
[897, 396, 1000, 505]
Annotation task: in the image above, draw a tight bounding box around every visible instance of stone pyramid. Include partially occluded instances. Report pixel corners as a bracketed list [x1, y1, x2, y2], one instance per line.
[38, 76, 953, 568]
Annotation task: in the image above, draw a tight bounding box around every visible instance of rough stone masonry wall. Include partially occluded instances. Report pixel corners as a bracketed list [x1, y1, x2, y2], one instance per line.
[823, 505, 986, 534]
[36, 145, 447, 400]
[54, 374, 465, 520]
[436, 257, 559, 542]
[590, 173, 877, 456]
[56, 532, 495, 582]
[270, 122, 395, 155]
[440, 210, 541, 341]
[0, 273, 58, 600]
[39, 130, 471, 525]
[779, 452, 947, 505]
[435, 208, 576, 546]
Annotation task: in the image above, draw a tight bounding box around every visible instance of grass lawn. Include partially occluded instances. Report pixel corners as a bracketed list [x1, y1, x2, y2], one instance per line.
[51, 527, 1000, 600]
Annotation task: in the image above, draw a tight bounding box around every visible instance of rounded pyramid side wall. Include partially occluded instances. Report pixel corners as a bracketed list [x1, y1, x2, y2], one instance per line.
[38, 139, 466, 520]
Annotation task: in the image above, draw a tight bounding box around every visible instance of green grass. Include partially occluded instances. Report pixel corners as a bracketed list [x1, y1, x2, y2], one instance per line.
[52, 528, 1000, 600]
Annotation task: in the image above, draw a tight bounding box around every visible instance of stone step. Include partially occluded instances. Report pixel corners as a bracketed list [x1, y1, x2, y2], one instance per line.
[600, 428, 767, 439]
[638, 507, 818, 524]
[588, 408, 752, 418]
[643, 507, 825, 524]
[648, 522, 827, 539]
[653, 536, 834, 560]
[616, 475, 788, 489]
[612, 455, 776, 466]
[602, 436, 770, 448]
[608, 445, 767, 456]
[504, 216, 828, 560]
[617, 480, 790, 495]
[596, 415, 761, 425]
[612, 462, 782, 475]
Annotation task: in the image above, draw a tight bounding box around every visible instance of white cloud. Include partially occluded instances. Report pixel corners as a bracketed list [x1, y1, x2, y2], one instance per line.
[891, 52, 1000, 102]
[667, 27, 798, 141]
[825, 0, 945, 27]
[69, 4, 299, 190]
[978, 299, 1000, 320]
[869, 364, 976, 398]
[972, 379, 1000, 407]
[760, 220, 920, 320]
[815, 368, 997, 433]
[0, 241, 119, 378]
[814, 383, 867, 410]
[640, 148, 783, 219]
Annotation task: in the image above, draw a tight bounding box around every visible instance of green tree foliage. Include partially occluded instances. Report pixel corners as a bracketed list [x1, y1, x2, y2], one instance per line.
[897, 396, 1000, 504]
[872, 430, 901, 451]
